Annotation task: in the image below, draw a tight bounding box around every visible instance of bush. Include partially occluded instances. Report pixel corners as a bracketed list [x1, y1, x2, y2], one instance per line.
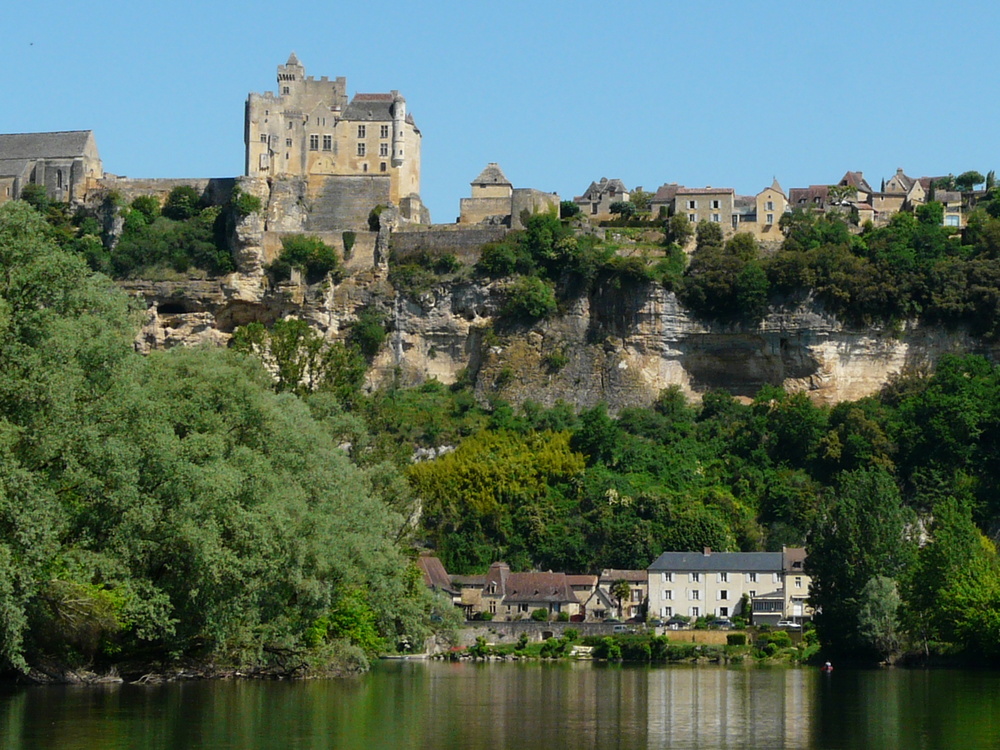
[162, 185, 203, 220]
[130, 195, 160, 223]
[502, 275, 557, 320]
[556, 611, 569, 622]
[347, 307, 387, 360]
[270, 234, 342, 284]
[727, 633, 748, 646]
[530, 608, 549, 622]
[232, 187, 262, 218]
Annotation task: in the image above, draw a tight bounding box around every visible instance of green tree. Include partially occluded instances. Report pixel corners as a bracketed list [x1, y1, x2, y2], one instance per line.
[856, 576, 901, 659]
[161, 185, 202, 220]
[609, 201, 636, 219]
[610, 579, 631, 618]
[955, 171, 986, 193]
[559, 200, 581, 219]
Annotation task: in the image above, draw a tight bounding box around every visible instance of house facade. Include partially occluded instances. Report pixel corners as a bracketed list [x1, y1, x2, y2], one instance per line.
[646, 547, 812, 625]
[452, 562, 580, 621]
[574, 177, 629, 220]
[459, 162, 559, 228]
[675, 187, 735, 229]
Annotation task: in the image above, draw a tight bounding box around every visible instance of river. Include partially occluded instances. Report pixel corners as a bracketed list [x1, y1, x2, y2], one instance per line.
[2, 661, 998, 749]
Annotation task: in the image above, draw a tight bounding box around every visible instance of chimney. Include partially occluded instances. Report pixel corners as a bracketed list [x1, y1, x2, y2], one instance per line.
[703, 547, 712, 556]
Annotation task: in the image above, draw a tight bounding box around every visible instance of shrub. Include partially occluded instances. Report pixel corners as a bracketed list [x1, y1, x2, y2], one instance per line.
[232, 187, 262, 218]
[342, 231, 357, 257]
[530, 608, 549, 622]
[271, 234, 342, 284]
[502, 275, 557, 320]
[560, 200, 581, 219]
[347, 307, 387, 360]
[162, 185, 203, 220]
[19, 183, 50, 213]
[556, 611, 569, 622]
[563, 628, 579, 641]
[130, 195, 161, 223]
[727, 633, 748, 646]
[517, 633, 529, 650]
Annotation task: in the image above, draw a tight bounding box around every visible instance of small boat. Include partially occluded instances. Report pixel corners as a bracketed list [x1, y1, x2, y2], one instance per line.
[821, 662, 834, 673]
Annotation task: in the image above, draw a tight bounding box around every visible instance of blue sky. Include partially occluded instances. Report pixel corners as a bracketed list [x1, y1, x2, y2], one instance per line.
[4, 1, 998, 220]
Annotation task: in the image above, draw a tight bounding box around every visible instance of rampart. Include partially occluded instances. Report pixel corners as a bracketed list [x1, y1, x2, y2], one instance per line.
[390, 225, 508, 264]
[262, 229, 377, 271]
[98, 176, 236, 205]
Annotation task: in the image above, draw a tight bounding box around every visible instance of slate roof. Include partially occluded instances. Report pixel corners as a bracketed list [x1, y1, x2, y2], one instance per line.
[471, 162, 511, 186]
[675, 187, 734, 196]
[789, 185, 829, 206]
[576, 177, 628, 201]
[0, 130, 93, 161]
[599, 569, 646, 583]
[566, 574, 597, 588]
[343, 95, 395, 122]
[648, 551, 783, 572]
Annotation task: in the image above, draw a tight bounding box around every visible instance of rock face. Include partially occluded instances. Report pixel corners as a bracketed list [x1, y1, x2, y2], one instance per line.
[126, 253, 995, 409]
[122, 187, 995, 407]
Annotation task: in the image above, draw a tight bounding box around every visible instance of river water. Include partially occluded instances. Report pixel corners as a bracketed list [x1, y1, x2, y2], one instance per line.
[2, 661, 998, 749]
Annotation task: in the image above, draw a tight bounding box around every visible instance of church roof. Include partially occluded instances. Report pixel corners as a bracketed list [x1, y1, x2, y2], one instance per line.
[471, 162, 511, 186]
[0, 130, 93, 161]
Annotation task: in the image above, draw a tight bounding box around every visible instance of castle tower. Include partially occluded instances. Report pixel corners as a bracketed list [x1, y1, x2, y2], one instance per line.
[276, 52, 304, 97]
[391, 91, 406, 167]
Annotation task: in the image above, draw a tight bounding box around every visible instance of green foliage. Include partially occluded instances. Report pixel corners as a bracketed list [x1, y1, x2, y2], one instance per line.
[530, 608, 549, 621]
[19, 183, 50, 213]
[347, 307, 388, 360]
[231, 187, 262, 218]
[368, 204, 387, 232]
[0, 203, 440, 674]
[609, 201, 636, 219]
[727, 633, 747, 646]
[270, 234, 342, 284]
[161, 185, 203, 221]
[502, 275, 557, 321]
[955, 171, 986, 192]
[342, 231, 357, 257]
[856, 575, 901, 658]
[130, 195, 161, 223]
[112, 205, 233, 278]
[559, 200, 581, 219]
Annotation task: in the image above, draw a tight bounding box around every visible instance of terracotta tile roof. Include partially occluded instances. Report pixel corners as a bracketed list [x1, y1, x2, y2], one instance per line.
[503, 572, 576, 604]
[416, 554, 457, 593]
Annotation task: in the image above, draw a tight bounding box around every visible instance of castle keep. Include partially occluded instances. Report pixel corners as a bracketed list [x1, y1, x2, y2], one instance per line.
[244, 53, 426, 223]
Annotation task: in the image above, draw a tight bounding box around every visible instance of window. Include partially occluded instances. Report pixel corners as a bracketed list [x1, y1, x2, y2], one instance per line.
[687, 200, 697, 209]
[718, 572, 728, 583]
[282, 86, 289, 95]
[795, 577, 803, 588]
[749, 590, 756, 598]
[774, 573, 781, 583]
[357, 143, 366, 156]
[690, 590, 700, 600]
[662, 572, 673, 583]
[357, 125, 366, 138]
[711, 213, 721, 222]
[363, 163, 368, 172]
[287, 122, 293, 130]
[690, 607, 700, 618]
[519, 604, 529, 613]
[380, 162, 387, 172]
[719, 607, 729, 617]
[766, 201, 774, 211]
[662, 590, 672, 600]
[631, 589, 641, 602]
[711, 200, 720, 209]
[690, 573, 700, 583]
[661, 606, 672, 617]
[260, 134, 268, 143]
[719, 590, 728, 600]
[748, 573, 757, 583]
[489, 601, 496, 614]
[308, 135, 318, 150]
[323, 135, 332, 151]
[380, 143, 389, 157]
[380, 124, 389, 138]
[688, 214, 697, 222]
[766, 213, 774, 224]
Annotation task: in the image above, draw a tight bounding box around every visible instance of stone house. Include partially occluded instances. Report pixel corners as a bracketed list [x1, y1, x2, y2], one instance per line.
[675, 187, 736, 231]
[0, 130, 103, 206]
[649, 182, 681, 218]
[646, 547, 812, 626]
[458, 163, 559, 228]
[596, 569, 648, 621]
[452, 562, 580, 621]
[244, 53, 427, 223]
[574, 177, 630, 220]
[415, 553, 459, 604]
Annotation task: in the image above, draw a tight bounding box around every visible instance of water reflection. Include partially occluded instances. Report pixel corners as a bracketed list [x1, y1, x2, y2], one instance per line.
[2, 662, 999, 749]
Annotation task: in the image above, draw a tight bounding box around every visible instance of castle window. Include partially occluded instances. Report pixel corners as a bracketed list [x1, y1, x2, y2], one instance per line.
[287, 122, 293, 130]
[357, 125, 366, 138]
[363, 163, 368, 172]
[380, 162, 387, 172]
[309, 135, 319, 151]
[260, 134, 268, 144]
[288, 138, 295, 148]
[380, 125, 389, 138]
[282, 86, 290, 95]
[379, 143, 389, 157]
[357, 143, 366, 156]
[323, 135, 332, 151]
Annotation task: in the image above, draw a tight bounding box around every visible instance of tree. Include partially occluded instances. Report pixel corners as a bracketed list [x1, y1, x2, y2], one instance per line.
[630, 189, 652, 212]
[609, 201, 636, 219]
[610, 579, 632, 618]
[161, 185, 202, 220]
[559, 200, 581, 219]
[269, 234, 342, 284]
[807, 467, 916, 655]
[955, 171, 986, 193]
[856, 576, 901, 659]
[665, 213, 695, 247]
[827, 184, 855, 205]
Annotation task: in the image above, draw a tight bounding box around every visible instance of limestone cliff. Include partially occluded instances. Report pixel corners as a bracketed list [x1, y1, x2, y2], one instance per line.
[122, 180, 995, 408]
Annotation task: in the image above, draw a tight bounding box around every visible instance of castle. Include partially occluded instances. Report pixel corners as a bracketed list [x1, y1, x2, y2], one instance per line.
[244, 53, 426, 223]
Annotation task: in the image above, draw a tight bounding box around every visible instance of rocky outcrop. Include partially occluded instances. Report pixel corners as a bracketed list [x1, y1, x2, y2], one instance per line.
[121, 188, 994, 407]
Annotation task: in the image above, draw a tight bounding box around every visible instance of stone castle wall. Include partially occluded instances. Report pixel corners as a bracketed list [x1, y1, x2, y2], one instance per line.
[390, 225, 508, 263]
[98, 176, 236, 206]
